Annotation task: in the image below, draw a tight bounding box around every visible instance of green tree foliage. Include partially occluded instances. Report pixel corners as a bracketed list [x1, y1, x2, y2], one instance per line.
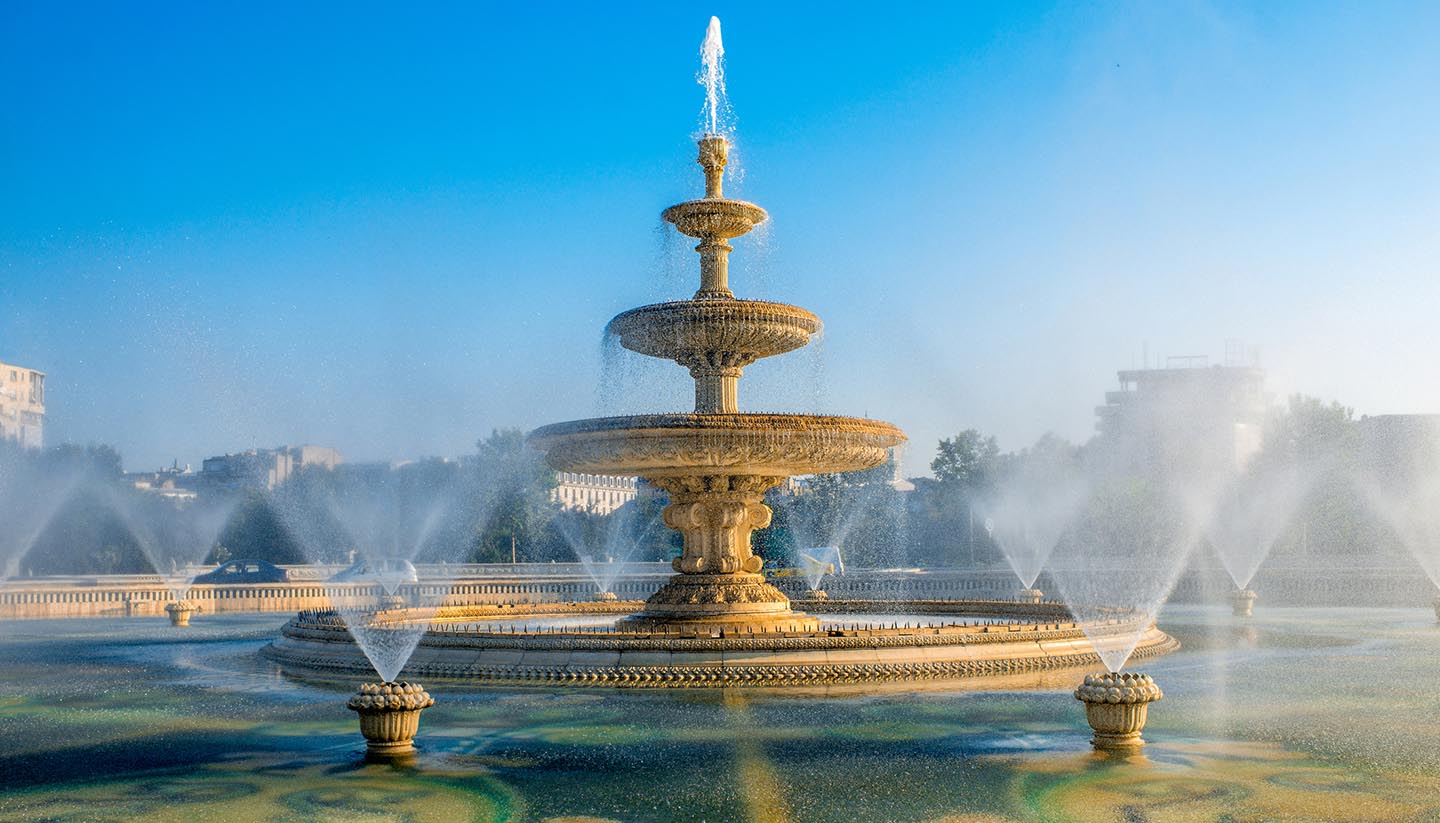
[931, 430, 1001, 488]
[209, 490, 305, 565]
[470, 429, 562, 563]
[760, 452, 908, 569]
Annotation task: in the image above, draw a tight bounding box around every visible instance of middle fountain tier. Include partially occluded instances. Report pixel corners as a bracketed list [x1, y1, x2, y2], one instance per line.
[530, 133, 906, 633]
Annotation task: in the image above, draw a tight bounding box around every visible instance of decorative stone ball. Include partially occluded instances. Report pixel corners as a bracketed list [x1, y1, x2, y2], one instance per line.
[1074, 671, 1163, 705]
[348, 681, 435, 713]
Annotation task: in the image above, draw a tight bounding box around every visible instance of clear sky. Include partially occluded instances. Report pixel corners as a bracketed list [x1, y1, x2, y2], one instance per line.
[2, 1, 1438, 473]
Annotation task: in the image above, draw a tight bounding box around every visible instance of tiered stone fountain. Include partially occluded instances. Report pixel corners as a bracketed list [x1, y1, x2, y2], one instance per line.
[529, 133, 905, 634]
[265, 25, 1180, 689]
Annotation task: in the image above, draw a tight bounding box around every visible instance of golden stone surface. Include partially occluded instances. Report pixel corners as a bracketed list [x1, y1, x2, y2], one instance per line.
[529, 134, 907, 632]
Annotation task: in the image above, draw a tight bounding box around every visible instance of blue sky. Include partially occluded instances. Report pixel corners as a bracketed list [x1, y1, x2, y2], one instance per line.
[2, 1, 1438, 472]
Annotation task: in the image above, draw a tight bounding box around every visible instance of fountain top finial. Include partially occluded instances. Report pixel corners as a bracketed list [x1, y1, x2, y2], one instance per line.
[697, 134, 728, 199]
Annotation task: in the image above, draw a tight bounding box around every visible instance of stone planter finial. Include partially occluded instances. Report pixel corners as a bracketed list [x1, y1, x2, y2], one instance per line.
[1231, 588, 1257, 618]
[1074, 671, 1163, 751]
[165, 601, 198, 627]
[347, 681, 435, 757]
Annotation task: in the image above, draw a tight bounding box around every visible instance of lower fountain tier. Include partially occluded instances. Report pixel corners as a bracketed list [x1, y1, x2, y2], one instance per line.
[530, 413, 905, 631]
[264, 602, 1181, 690]
[528, 413, 906, 478]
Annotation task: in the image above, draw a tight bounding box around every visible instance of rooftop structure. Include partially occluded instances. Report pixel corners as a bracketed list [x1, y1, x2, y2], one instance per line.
[1096, 356, 1268, 473]
[199, 445, 343, 492]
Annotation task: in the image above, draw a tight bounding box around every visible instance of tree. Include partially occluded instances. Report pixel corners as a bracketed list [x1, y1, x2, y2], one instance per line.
[469, 429, 562, 563]
[932, 430, 1001, 488]
[211, 490, 306, 565]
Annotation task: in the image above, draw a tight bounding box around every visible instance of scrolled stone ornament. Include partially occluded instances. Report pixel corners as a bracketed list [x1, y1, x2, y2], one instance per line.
[1074, 671, 1164, 751]
[347, 681, 435, 757]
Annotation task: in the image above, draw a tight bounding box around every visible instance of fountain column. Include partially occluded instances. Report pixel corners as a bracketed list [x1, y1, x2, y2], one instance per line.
[694, 136, 735, 300]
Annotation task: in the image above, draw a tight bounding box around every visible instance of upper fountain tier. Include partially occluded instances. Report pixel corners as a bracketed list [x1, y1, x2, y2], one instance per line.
[614, 134, 824, 414]
[663, 135, 766, 301]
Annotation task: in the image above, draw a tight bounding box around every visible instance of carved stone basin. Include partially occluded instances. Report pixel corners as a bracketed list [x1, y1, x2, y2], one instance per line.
[529, 413, 905, 479]
[662, 198, 767, 239]
[607, 300, 821, 365]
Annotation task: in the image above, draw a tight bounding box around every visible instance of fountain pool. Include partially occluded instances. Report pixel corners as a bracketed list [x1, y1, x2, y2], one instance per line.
[2, 608, 1438, 822]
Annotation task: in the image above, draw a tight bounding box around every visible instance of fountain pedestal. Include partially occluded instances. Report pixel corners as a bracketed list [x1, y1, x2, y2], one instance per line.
[348, 682, 434, 757]
[1016, 588, 1045, 604]
[165, 601, 197, 627]
[594, 591, 618, 602]
[618, 475, 819, 632]
[1074, 671, 1163, 751]
[1231, 588, 1257, 618]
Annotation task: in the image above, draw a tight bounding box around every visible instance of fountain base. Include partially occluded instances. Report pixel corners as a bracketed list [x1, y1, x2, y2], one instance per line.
[348, 682, 434, 757]
[617, 573, 820, 633]
[595, 591, 619, 602]
[165, 601, 197, 627]
[268, 603, 1180, 688]
[1016, 588, 1045, 604]
[1075, 672, 1163, 751]
[1232, 589, 1257, 618]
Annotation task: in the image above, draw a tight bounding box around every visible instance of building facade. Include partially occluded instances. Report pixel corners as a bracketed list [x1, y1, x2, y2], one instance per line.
[124, 463, 200, 503]
[1095, 358, 1268, 474]
[551, 472, 638, 515]
[0, 359, 45, 449]
[198, 445, 344, 492]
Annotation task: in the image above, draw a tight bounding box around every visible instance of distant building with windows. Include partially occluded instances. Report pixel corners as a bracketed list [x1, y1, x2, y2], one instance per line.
[198, 445, 343, 492]
[551, 472, 638, 514]
[0, 359, 45, 449]
[1095, 352, 1269, 473]
[123, 462, 200, 503]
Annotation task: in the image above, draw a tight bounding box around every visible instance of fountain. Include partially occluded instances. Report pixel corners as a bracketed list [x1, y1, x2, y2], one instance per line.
[1074, 671, 1164, 751]
[347, 681, 435, 758]
[266, 17, 1178, 688]
[978, 442, 1087, 605]
[528, 18, 905, 633]
[1230, 587, 1257, 618]
[1204, 463, 1310, 620]
[797, 546, 842, 600]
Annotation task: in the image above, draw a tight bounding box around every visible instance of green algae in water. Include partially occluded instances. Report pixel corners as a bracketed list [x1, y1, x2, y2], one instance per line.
[3, 611, 1440, 822]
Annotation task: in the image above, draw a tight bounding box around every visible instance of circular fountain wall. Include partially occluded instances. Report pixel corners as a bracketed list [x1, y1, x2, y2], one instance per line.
[265, 598, 1178, 688]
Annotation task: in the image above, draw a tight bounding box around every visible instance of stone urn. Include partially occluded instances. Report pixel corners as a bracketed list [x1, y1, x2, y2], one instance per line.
[595, 590, 619, 602]
[348, 682, 435, 757]
[165, 601, 198, 627]
[1074, 671, 1163, 751]
[1231, 588, 1257, 618]
[1016, 588, 1045, 604]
